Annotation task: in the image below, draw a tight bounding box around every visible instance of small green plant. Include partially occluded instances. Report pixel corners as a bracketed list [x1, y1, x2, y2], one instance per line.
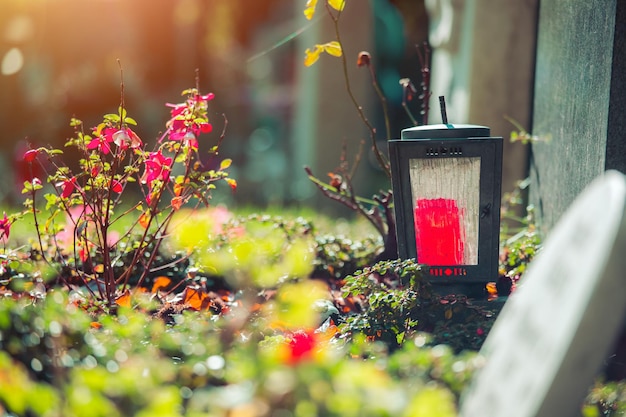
[339, 259, 495, 352]
[14, 77, 235, 308]
[583, 380, 626, 417]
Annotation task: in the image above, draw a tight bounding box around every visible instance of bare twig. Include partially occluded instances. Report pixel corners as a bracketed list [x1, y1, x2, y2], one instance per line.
[399, 78, 419, 126]
[326, 4, 391, 178]
[416, 42, 432, 125]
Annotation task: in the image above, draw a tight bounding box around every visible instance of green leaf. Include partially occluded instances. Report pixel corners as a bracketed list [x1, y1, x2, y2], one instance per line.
[69, 118, 83, 127]
[21, 181, 32, 194]
[307, 175, 338, 193]
[124, 117, 137, 126]
[104, 113, 120, 122]
[44, 194, 59, 210]
[181, 88, 197, 96]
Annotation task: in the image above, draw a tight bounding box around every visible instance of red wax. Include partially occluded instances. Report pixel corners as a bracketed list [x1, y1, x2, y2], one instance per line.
[414, 198, 465, 265]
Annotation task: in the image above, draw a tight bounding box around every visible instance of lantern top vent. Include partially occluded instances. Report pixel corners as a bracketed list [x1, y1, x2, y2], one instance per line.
[401, 124, 490, 140]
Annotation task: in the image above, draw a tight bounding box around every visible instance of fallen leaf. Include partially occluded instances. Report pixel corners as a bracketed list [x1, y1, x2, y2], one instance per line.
[115, 290, 132, 308]
[151, 276, 172, 293]
[183, 286, 211, 311]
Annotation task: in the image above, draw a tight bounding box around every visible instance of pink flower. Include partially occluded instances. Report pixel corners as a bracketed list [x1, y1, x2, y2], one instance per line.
[165, 92, 215, 149]
[142, 150, 172, 186]
[0, 213, 11, 240]
[88, 127, 116, 154]
[142, 150, 172, 205]
[167, 120, 211, 150]
[195, 92, 215, 102]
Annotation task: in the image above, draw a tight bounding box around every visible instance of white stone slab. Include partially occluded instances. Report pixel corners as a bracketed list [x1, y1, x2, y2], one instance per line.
[459, 170, 626, 417]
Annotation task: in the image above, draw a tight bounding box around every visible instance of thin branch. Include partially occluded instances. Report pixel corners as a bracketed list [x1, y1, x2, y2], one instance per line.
[326, 4, 391, 178]
[416, 42, 431, 125]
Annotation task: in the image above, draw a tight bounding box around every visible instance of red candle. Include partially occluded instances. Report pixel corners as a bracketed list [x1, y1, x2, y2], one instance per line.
[414, 198, 465, 265]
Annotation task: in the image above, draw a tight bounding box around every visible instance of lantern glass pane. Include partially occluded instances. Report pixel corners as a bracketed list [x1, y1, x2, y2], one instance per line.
[409, 157, 481, 265]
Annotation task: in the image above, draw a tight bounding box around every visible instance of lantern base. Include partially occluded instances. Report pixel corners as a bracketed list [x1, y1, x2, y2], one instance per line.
[431, 283, 489, 299]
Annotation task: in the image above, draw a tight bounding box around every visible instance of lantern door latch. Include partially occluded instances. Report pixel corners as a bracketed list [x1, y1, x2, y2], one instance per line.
[480, 203, 492, 219]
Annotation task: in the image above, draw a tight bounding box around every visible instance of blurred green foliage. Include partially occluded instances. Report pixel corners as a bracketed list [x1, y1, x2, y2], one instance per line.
[0, 206, 622, 416]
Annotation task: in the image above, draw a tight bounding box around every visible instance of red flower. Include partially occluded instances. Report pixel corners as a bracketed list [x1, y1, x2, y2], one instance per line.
[110, 179, 123, 193]
[23, 149, 39, 162]
[60, 177, 77, 198]
[286, 330, 316, 365]
[0, 213, 11, 240]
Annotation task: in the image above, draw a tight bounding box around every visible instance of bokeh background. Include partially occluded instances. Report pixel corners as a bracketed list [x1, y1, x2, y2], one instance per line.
[0, 0, 535, 215]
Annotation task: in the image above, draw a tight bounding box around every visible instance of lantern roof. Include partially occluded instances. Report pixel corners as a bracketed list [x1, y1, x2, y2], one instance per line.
[401, 124, 490, 140]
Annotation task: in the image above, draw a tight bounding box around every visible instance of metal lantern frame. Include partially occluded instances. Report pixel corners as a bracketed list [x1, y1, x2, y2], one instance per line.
[389, 124, 503, 285]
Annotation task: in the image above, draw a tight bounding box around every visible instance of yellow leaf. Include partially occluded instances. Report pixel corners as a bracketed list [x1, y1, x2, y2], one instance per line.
[219, 158, 232, 170]
[327, 0, 345, 12]
[93, 122, 106, 136]
[225, 178, 237, 191]
[304, 46, 322, 67]
[323, 41, 342, 57]
[485, 282, 497, 295]
[139, 211, 150, 228]
[304, 0, 318, 20]
[174, 182, 184, 196]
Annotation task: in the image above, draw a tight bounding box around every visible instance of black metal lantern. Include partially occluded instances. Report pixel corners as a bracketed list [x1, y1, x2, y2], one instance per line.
[388, 122, 503, 287]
